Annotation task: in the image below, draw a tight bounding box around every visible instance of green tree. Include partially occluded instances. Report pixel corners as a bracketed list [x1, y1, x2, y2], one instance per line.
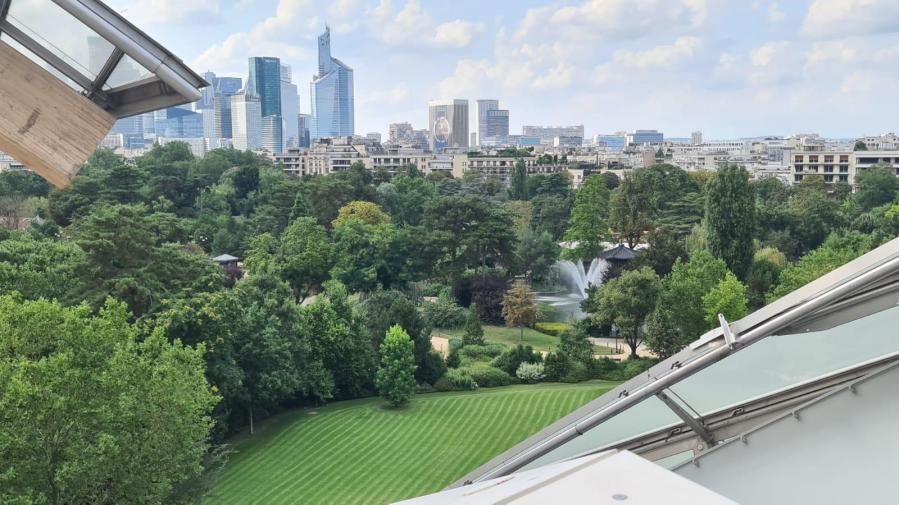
[332, 200, 391, 228]
[530, 194, 572, 240]
[0, 296, 218, 504]
[462, 303, 485, 345]
[514, 229, 560, 282]
[376, 325, 417, 407]
[330, 220, 407, 292]
[705, 164, 756, 280]
[769, 232, 874, 302]
[563, 174, 611, 259]
[588, 266, 660, 358]
[280, 217, 334, 297]
[643, 251, 727, 358]
[854, 140, 868, 151]
[855, 165, 898, 211]
[609, 173, 652, 248]
[0, 233, 86, 301]
[509, 160, 528, 200]
[703, 272, 749, 326]
[501, 281, 538, 340]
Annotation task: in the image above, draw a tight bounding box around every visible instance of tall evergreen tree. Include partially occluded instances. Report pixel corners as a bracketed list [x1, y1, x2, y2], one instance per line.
[462, 303, 485, 345]
[705, 164, 756, 280]
[509, 160, 528, 200]
[376, 325, 417, 407]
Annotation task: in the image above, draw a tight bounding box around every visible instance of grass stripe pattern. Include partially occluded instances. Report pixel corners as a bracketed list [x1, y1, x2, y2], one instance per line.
[206, 381, 617, 505]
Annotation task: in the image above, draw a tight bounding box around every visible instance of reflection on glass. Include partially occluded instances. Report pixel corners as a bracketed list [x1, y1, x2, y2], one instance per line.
[105, 55, 154, 90]
[0, 35, 83, 92]
[521, 396, 680, 470]
[6, 0, 114, 79]
[670, 304, 899, 414]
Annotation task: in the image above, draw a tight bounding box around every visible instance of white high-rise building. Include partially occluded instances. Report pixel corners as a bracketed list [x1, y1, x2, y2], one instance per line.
[477, 99, 499, 146]
[310, 26, 354, 139]
[280, 64, 300, 150]
[231, 93, 262, 151]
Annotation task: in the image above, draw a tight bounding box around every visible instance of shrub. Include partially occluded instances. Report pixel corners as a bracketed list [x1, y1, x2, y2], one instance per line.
[491, 344, 542, 375]
[464, 365, 512, 388]
[422, 291, 467, 329]
[417, 350, 447, 385]
[462, 305, 485, 345]
[535, 322, 574, 336]
[448, 338, 464, 354]
[459, 343, 506, 359]
[445, 351, 461, 368]
[444, 368, 478, 390]
[543, 351, 571, 381]
[562, 360, 590, 383]
[516, 362, 545, 383]
[590, 357, 657, 381]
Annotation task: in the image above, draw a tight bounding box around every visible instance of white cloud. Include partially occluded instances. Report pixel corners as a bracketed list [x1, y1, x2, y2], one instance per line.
[129, 0, 220, 25]
[358, 83, 410, 105]
[803, 0, 899, 38]
[767, 2, 785, 23]
[368, 1, 483, 48]
[594, 36, 702, 84]
[516, 0, 708, 43]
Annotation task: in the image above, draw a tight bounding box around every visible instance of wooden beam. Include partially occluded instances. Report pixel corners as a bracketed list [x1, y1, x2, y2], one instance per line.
[0, 40, 115, 188]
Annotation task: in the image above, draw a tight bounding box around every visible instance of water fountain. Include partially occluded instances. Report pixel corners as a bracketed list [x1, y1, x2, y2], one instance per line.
[535, 258, 609, 322]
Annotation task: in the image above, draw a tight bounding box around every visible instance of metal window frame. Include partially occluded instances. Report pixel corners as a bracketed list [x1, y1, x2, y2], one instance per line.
[0, 0, 207, 117]
[455, 236, 899, 487]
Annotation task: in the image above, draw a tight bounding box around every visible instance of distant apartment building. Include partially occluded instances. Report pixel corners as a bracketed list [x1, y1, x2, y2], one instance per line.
[594, 134, 626, 151]
[522, 125, 584, 145]
[626, 129, 664, 146]
[369, 148, 432, 176]
[789, 148, 899, 185]
[554, 135, 582, 147]
[389, 122, 414, 143]
[476, 99, 499, 146]
[692, 131, 703, 145]
[429, 99, 469, 151]
[366, 132, 382, 144]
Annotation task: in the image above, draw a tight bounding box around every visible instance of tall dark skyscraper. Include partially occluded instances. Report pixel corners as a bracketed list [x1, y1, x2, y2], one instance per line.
[248, 57, 283, 152]
[248, 57, 282, 118]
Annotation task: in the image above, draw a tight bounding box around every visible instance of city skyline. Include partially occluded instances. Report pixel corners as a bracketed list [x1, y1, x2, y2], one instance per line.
[103, 0, 899, 140]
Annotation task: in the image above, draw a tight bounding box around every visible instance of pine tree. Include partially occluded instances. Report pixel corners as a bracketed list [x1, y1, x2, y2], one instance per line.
[509, 160, 528, 200]
[462, 304, 485, 345]
[501, 281, 538, 340]
[375, 325, 417, 407]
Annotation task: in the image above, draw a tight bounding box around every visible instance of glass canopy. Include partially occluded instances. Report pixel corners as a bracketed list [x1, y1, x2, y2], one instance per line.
[458, 236, 899, 486]
[0, 0, 207, 117]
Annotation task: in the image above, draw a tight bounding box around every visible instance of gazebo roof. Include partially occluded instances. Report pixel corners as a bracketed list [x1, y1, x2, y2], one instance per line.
[212, 254, 239, 263]
[598, 244, 638, 261]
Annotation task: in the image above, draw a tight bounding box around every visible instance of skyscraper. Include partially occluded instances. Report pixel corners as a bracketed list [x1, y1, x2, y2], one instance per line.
[249, 57, 283, 153]
[484, 109, 510, 141]
[231, 92, 262, 151]
[428, 99, 469, 151]
[280, 64, 300, 149]
[476, 99, 498, 146]
[213, 76, 242, 140]
[310, 26, 354, 140]
[298, 114, 311, 148]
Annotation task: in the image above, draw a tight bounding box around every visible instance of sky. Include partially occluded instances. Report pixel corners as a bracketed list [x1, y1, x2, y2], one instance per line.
[104, 0, 899, 139]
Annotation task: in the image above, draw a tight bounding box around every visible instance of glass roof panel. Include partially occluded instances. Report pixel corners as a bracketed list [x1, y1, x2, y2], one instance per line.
[669, 303, 899, 415]
[0, 35, 83, 92]
[5, 0, 114, 80]
[105, 54, 155, 90]
[520, 396, 680, 470]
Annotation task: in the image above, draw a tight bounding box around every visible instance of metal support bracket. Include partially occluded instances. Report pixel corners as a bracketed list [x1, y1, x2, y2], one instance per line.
[718, 313, 738, 349]
[0, 0, 11, 34]
[656, 390, 716, 450]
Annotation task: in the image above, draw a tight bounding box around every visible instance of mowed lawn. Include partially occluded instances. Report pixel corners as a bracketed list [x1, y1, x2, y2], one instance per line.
[432, 325, 617, 355]
[206, 381, 618, 505]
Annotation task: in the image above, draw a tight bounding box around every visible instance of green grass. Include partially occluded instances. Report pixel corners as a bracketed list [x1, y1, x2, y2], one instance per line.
[432, 325, 618, 355]
[206, 381, 618, 505]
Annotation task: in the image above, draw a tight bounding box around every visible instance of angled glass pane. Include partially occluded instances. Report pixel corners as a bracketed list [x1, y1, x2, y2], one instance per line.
[670, 304, 899, 415]
[5, 0, 114, 80]
[0, 35, 82, 91]
[521, 396, 680, 470]
[105, 55, 154, 90]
